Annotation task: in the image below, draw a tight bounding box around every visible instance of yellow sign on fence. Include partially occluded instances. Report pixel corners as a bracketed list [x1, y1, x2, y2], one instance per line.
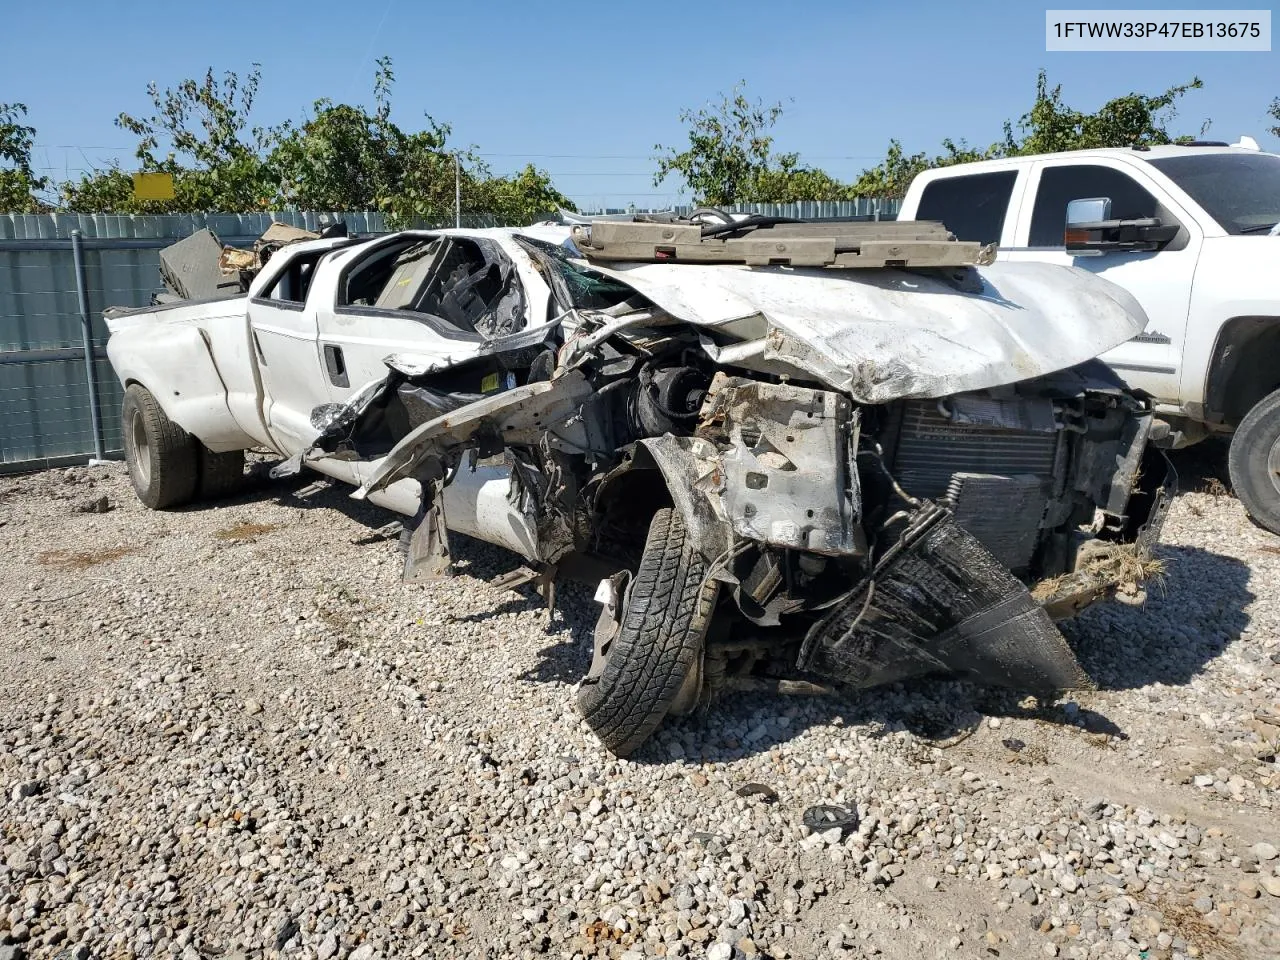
[131, 172, 175, 201]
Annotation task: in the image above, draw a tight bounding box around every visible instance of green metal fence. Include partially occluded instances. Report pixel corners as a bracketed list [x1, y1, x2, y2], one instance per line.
[0, 212, 429, 471]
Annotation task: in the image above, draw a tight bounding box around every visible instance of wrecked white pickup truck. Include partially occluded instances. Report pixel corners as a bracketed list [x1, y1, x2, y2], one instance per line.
[106, 215, 1173, 755]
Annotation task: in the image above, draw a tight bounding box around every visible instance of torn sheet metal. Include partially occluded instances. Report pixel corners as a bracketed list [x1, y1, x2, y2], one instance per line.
[160, 228, 243, 300]
[217, 222, 321, 277]
[797, 502, 1092, 692]
[696, 375, 862, 555]
[356, 373, 595, 497]
[581, 259, 1149, 404]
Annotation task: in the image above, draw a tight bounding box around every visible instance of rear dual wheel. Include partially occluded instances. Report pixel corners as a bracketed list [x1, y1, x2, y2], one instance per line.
[1228, 385, 1280, 536]
[123, 384, 245, 509]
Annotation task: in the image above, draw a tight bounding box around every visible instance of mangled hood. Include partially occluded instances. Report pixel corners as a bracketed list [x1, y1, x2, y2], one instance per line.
[354, 253, 1150, 497]
[582, 259, 1149, 404]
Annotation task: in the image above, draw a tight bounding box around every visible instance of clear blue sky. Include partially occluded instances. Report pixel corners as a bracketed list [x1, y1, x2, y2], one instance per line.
[3, 0, 1276, 210]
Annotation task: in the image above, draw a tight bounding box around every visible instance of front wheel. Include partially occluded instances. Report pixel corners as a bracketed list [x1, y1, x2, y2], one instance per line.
[122, 384, 199, 509]
[576, 508, 707, 756]
[1228, 385, 1280, 536]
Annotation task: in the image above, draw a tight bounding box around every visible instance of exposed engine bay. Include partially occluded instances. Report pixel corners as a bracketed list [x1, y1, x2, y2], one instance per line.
[306, 225, 1173, 758]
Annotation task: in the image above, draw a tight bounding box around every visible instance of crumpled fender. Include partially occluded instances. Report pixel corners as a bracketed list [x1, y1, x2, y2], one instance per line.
[624, 436, 731, 560]
[357, 372, 595, 498]
[583, 259, 1150, 403]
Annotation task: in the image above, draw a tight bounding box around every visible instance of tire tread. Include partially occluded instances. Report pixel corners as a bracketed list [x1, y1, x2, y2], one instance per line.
[123, 384, 198, 510]
[1228, 384, 1280, 536]
[576, 509, 705, 756]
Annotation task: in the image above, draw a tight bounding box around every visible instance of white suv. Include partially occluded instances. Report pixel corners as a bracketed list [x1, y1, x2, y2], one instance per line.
[899, 143, 1280, 533]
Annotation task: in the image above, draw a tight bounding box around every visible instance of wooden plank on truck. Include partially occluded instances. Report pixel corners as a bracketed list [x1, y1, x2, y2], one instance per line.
[571, 220, 995, 269]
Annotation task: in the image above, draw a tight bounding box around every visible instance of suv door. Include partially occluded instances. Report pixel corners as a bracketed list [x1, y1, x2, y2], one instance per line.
[248, 249, 334, 454]
[1003, 160, 1201, 403]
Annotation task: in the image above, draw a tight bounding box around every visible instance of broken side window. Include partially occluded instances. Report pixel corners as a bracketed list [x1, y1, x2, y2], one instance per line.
[262, 250, 327, 304]
[338, 235, 527, 338]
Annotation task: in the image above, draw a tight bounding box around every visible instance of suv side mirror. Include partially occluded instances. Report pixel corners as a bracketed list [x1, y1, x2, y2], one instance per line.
[1064, 195, 1178, 255]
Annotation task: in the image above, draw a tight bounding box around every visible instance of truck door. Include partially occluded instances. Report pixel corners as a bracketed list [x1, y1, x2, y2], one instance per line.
[1003, 160, 1201, 403]
[314, 235, 517, 405]
[247, 249, 333, 455]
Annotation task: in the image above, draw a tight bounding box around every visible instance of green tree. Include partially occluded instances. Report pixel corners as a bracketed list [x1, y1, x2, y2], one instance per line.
[750, 156, 853, 203]
[654, 83, 787, 205]
[0, 102, 49, 213]
[270, 57, 460, 220]
[1269, 97, 1279, 138]
[270, 58, 574, 227]
[851, 138, 999, 198]
[653, 83, 861, 204]
[60, 162, 139, 213]
[1007, 70, 1203, 154]
[61, 58, 574, 223]
[473, 163, 577, 225]
[852, 72, 1204, 197]
[62, 65, 276, 213]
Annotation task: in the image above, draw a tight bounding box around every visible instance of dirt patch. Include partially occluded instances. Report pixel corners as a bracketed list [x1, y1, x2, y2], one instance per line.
[214, 521, 281, 542]
[36, 545, 140, 570]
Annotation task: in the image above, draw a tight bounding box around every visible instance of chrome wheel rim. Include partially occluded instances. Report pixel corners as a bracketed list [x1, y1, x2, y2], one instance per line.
[127, 408, 150, 487]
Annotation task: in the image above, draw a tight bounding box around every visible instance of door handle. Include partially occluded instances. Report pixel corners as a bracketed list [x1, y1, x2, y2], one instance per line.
[323, 344, 349, 388]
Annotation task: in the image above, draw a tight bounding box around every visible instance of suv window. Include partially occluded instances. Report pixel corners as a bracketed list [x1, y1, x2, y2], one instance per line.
[915, 171, 1016, 245]
[1029, 165, 1160, 247]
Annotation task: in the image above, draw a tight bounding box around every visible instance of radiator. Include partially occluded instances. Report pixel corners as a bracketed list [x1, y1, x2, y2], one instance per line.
[890, 399, 1062, 573]
[891, 400, 1061, 501]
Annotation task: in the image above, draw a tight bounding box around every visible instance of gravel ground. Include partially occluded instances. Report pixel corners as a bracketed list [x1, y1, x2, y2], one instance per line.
[1, 452, 1278, 960]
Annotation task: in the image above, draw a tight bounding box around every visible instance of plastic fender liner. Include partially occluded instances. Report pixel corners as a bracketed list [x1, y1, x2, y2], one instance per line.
[798, 502, 1092, 693]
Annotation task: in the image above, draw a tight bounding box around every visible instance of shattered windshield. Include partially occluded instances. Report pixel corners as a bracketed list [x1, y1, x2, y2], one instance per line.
[515, 235, 636, 310]
[1148, 152, 1280, 235]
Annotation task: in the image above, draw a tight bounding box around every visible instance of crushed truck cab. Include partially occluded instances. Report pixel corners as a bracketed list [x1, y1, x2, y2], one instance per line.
[105, 214, 1173, 755]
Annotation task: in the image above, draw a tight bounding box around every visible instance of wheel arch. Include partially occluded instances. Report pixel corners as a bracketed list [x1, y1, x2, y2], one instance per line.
[593, 437, 730, 563]
[109, 325, 255, 453]
[1204, 315, 1280, 426]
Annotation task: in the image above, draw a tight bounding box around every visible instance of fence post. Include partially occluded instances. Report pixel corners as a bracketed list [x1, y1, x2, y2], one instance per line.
[71, 229, 107, 463]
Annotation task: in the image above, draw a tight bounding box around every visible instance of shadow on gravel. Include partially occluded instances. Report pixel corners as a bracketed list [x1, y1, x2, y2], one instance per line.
[628, 541, 1255, 765]
[247, 453, 1255, 762]
[1166, 440, 1233, 494]
[518, 583, 597, 684]
[263, 471, 398, 533]
[1062, 543, 1254, 691]
[629, 679, 1142, 766]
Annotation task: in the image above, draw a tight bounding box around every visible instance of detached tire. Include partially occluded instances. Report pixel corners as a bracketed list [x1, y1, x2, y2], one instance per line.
[122, 384, 198, 509]
[576, 508, 706, 756]
[1229, 385, 1280, 536]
